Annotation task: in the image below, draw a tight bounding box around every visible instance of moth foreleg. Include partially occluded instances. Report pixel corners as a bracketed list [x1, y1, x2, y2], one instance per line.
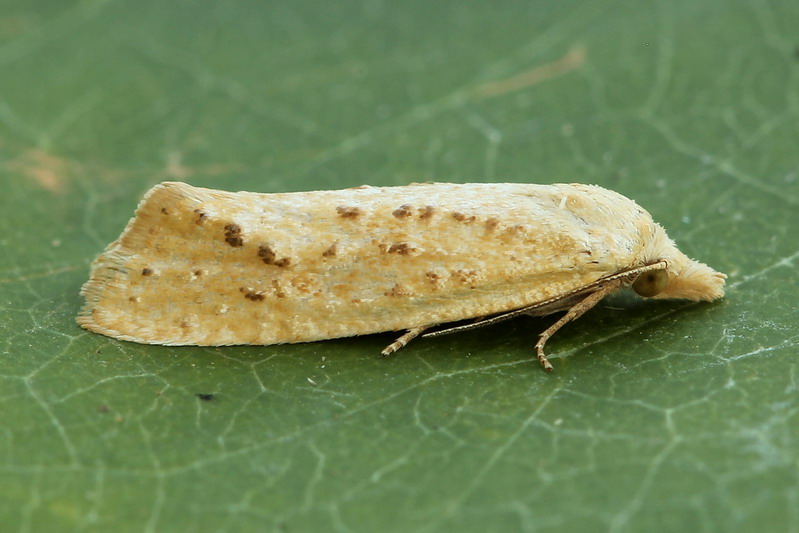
[381, 326, 429, 357]
[535, 279, 624, 372]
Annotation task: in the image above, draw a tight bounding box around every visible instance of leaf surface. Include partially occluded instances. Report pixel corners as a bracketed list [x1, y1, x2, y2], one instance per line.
[1, 0, 797, 531]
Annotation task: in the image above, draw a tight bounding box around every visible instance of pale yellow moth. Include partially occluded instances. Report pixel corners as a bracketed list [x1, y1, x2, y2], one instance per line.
[78, 182, 726, 371]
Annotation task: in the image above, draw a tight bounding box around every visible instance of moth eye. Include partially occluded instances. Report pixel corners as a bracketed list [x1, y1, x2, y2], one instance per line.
[632, 269, 669, 297]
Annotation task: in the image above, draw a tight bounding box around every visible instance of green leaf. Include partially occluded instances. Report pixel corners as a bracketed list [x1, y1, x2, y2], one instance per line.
[1, 0, 797, 531]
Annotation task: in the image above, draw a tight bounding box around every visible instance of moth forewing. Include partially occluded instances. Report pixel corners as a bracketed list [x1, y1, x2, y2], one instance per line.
[78, 181, 726, 371]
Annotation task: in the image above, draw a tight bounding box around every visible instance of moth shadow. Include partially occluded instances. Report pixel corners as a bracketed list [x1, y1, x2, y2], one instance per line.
[403, 293, 721, 371]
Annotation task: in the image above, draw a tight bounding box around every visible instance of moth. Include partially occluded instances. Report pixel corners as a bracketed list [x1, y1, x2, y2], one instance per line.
[78, 182, 726, 371]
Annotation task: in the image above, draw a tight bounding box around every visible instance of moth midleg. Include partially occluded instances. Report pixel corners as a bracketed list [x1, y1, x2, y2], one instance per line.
[535, 279, 624, 372]
[381, 326, 429, 356]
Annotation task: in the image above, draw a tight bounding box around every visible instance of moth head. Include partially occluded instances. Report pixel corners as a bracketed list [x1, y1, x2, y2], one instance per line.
[636, 225, 726, 302]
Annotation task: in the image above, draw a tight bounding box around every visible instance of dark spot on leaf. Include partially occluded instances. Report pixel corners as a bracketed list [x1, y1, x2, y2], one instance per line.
[196, 393, 215, 401]
[194, 209, 208, 224]
[141, 268, 153, 276]
[161, 207, 169, 215]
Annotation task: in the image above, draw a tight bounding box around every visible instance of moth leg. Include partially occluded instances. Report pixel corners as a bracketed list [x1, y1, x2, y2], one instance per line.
[535, 280, 623, 372]
[381, 326, 428, 357]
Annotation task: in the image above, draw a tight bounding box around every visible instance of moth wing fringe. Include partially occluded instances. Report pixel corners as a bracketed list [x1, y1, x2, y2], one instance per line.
[76, 182, 214, 340]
